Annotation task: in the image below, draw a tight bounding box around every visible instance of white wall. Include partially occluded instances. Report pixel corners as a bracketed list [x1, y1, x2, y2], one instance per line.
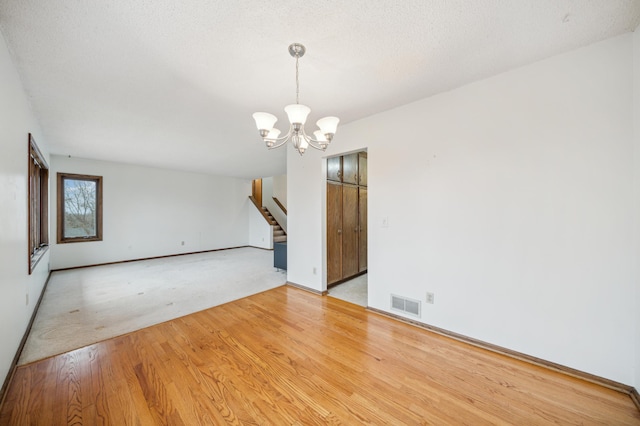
[262, 176, 287, 232]
[633, 26, 640, 390]
[287, 147, 326, 287]
[272, 174, 287, 208]
[248, 203, 272, 249]
[288, 34, 638, 386]
[50, 156, 251, 269]
[0, 31, 50, 387]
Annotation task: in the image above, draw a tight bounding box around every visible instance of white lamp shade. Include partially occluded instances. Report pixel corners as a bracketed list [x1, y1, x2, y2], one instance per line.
[316, 116, 339, 135]
[313, 130, 328, 142]
[253, 112, 277, 130]
[266, 128, 281, 140]
[284, 104, 311, 124]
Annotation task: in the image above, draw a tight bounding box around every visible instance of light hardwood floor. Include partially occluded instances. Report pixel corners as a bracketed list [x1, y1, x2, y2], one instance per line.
[1, 285, 638, 425]
[19, 247, 286, 365]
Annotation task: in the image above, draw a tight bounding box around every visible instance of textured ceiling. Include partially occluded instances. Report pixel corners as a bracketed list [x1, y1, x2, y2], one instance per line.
[1, 1, 640, 178]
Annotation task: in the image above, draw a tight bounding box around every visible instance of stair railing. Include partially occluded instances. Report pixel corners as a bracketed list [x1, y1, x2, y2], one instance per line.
[249, 196, 274, 224]
[272, 197, 287, 215]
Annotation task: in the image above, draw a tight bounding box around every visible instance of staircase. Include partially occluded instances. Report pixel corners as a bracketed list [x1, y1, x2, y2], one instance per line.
[262, 206, 287, 243]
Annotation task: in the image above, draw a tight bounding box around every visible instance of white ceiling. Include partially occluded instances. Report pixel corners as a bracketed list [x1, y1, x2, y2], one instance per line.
[1, 1, 639, 179]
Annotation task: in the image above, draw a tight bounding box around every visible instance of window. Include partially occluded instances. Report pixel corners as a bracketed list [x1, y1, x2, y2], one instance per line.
[28, 134, 49, 274]
[57, 173, 103, 243]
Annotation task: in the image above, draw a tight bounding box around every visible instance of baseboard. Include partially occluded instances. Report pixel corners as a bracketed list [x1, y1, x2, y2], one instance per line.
[367, 306, 638, 406]
[248, 246, 274, 251]
[286, 281, 328, 296]
[0, 270, 52, 409]
[51, 246, 251, 272]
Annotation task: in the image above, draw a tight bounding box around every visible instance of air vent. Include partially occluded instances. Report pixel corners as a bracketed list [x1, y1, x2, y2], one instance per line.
[390, 294, 421, 317]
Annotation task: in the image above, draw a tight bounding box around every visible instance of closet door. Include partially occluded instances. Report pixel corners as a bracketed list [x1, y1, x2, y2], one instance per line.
[327, 156, 342, 182]
[358, 187, 367, 272]
[342, 185, 359, 278]
[327, 182, 343, 285]
[342, 153, 358, 185]
[358, 152, 367, 187]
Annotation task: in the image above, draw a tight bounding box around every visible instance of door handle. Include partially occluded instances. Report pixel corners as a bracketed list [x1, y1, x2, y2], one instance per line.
[338, 229, 342, 234]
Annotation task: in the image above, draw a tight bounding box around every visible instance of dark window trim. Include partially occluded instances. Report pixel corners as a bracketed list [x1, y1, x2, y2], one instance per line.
[28, 133, 49, 274]
[57, 173, 103, 244]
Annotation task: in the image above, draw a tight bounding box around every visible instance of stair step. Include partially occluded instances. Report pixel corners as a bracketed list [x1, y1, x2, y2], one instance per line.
[274, 235, 287, 243]
[274, 230, 285, 236]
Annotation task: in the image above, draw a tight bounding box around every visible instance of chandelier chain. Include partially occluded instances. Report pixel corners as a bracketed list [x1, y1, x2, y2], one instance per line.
[295, 55, 300, 104]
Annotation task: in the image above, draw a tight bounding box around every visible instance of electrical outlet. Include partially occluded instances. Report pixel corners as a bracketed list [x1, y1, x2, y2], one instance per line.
[382, 217, 389, 228]
[181, 241, 185, 246]
[426, 292, 435, 304]
[313, 267, 317, 275]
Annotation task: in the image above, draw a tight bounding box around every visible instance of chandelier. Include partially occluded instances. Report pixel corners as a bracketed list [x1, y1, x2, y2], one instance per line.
[252, 43, 339, 156]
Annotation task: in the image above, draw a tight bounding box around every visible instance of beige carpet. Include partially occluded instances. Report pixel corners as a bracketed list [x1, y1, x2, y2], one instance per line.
[19, 247, 286, 365]
[328, 273, 368, 307]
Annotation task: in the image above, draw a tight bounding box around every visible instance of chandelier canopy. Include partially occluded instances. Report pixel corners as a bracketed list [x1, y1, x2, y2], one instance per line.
[252, 43, 339, 156]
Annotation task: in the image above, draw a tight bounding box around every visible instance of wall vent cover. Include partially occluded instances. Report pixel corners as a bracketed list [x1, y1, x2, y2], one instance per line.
[390, 294, 421, 317]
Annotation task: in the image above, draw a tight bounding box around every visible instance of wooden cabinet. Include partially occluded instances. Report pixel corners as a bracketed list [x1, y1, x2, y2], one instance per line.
[327, 156, 342, 182]
[326, 151, 367, 286]
[358, 153, 367, 187]
[358, 187, 367, 272]
[327, 182, 343, 285]
[342, 153, 358, 185]
[342, 185, 359, 278]
[327, 152, 367, 186]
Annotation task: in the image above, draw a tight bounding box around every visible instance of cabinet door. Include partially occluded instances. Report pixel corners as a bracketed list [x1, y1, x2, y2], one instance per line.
[327, 182, 343, 285]
[342, 185, 359, 278]
[327, 156, 342, 182]
[342, 153, 358, 185]
[358, 187, 367, 272]
[358, 152, 367, 187]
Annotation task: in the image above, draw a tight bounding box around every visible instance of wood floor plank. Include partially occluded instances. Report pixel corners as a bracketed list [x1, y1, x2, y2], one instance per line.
[1, 285, 639, 425]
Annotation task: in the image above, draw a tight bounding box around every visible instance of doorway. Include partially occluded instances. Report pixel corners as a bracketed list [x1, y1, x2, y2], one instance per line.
[325, 151, 368, 307]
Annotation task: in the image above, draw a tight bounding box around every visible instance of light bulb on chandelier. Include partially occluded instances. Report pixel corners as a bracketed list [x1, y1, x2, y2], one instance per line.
[252, 43, 339, 156]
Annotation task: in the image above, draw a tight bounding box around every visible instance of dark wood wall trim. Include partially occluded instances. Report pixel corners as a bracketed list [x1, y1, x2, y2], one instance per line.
[52, 246, 251, 272]
[0, 271, 52, 409]
[248, 246, 273, 251]
[366, 306, 639, 406]
[286, 281, 328, 296]
[249, 196, 273, 224]
[272, 197, 287, 215]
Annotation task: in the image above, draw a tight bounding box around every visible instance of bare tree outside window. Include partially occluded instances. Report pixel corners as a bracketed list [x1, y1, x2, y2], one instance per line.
[57, 173, 103, 243]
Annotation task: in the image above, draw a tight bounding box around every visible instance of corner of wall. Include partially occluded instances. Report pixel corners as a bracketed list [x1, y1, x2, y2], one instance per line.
[632, 24, 640, 390]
